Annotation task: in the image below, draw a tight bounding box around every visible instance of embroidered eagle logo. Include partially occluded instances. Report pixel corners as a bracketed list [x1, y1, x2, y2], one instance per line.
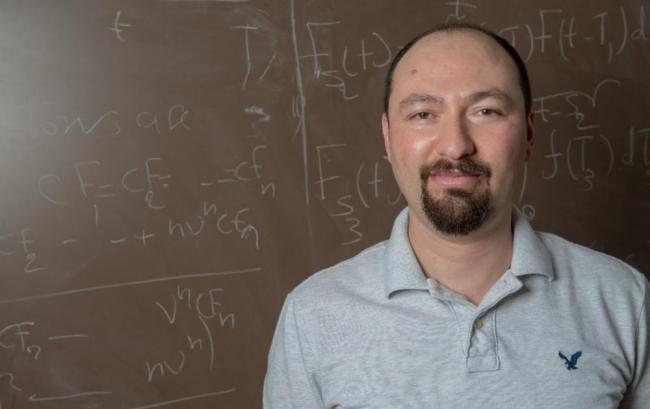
[558, 351, 582, 370]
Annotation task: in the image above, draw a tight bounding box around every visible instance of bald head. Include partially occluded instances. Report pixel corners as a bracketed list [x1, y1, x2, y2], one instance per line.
[383, 23, 531, 117]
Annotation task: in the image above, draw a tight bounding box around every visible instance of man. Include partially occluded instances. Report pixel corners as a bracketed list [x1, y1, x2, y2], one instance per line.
[264, 23, 648, 408]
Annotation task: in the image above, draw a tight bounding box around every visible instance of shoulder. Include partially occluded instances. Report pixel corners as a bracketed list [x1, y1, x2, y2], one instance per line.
[281, 241, 390, 354]
[290, 240, 388, 304]
[539, 231, 647, 299]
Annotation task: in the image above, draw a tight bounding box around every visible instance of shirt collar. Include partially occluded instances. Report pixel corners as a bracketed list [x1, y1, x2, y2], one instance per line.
[383, 208, 429, 297]
[382, 207, 554, 298]
[509, 207, 554, 281]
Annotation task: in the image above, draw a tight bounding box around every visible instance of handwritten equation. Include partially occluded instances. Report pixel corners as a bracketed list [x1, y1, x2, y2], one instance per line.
[533, 79, 650, 191]
[445, 2, 648, 63]
[0, 285, 239, 408]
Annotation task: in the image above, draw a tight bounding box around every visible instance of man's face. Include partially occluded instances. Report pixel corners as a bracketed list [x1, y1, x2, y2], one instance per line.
[382, 31, 534, 236]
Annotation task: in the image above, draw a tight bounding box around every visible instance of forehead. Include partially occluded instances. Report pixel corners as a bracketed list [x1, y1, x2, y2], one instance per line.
[391, 30, 521, 103]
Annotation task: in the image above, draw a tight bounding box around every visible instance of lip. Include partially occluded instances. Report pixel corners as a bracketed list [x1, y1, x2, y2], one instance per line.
[428, 171, 482, 188]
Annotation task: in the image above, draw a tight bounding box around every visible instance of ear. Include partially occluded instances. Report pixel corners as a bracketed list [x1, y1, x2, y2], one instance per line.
[382, 113, 392, 163]
[524, 111, 535, 161]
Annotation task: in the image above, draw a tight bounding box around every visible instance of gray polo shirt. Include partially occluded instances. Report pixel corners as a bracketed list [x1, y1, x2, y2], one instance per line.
[264, 208, 649, 408]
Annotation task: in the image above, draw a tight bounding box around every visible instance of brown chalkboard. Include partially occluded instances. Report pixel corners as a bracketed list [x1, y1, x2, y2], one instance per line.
[0, 1, 648, 408]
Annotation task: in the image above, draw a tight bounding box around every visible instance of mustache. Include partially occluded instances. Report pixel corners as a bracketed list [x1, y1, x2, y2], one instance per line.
[419, 159, 492, 181]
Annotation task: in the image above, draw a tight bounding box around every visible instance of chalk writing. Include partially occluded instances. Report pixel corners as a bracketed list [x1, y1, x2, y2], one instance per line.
[128, 388, 236, 409]
[290, 0, 310, 204]
[25, 105, 191, 139]
[622, 126, 650, 167]
[0, 318, 92, 406]
[107, 10, 132, 42]
[214, 144, 276, 198]
[356, 158, 403, 207]
[0, 372, 22, 392]
[232, 24, 278, 89]
[315, 144, 346, 200]
[0, 322, 41, 360]
[148, 286, 236, 382]
[245, 105, 271, 122]
[29, 391, 113, 402]
[332, 195, 363, 246]
[0, 268, 260, 304]
[19, 229, 46, 274]
[232, 25, 258, 89]
[301, 21, 391, 100]
[147, 350, 186, 382]
[445, 0, 478, 23]
[497, 5, 647, 63]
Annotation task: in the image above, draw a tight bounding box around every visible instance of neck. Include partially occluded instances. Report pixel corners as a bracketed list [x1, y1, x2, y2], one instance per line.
[408, 207, 515, 305]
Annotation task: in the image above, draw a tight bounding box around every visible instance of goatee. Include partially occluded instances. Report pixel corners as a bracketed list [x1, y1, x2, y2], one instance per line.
[420, 159, 492, 236]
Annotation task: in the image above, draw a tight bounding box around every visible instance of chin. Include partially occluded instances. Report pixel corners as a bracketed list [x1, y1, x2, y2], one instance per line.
[421, 187, 492, 236]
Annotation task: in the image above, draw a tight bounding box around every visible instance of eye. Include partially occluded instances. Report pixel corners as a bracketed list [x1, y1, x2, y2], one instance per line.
[477, 108, 501, 116]
[409, 112, 432, 120]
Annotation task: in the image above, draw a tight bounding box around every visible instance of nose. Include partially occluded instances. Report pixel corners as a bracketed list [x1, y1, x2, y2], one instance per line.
[434, 113, 475, 159]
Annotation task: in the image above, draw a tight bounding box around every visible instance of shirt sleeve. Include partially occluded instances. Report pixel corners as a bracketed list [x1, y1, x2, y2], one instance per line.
[263, 293, 324, 409]
[621, 277, 649, 409]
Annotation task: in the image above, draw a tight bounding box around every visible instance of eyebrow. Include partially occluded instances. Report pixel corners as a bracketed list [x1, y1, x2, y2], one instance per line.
[398, 94, 443, 112]
[466, 89, 514, 106]
[397, 89, 515, 112]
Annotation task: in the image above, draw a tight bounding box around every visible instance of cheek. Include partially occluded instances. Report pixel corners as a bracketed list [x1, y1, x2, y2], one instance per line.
[389, 127, 434, 164]
[387, 132, 431, 196]
[485, 145, 527, 193]
[477, 129, 527, 181]
[481, 123, 528, 162]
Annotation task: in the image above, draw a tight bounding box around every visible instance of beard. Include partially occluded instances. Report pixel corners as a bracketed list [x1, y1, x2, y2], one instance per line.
[420, 159, 492, 236]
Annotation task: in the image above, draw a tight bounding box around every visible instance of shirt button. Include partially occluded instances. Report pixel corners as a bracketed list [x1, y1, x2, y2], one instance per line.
[474, 319, 483, 330]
